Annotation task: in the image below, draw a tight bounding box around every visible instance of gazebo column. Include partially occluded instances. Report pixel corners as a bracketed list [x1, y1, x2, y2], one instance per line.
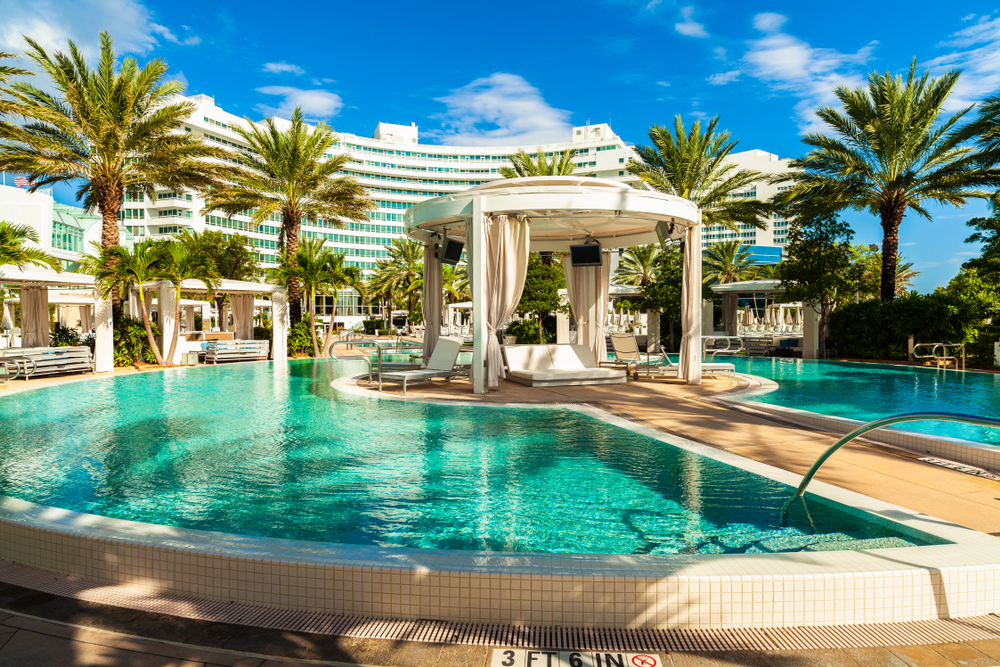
[470, 198, 487, 394]
[93, 290, 114, 372]
[680, 212, 703, 384]
[158, 281, 178, 364]
[272, 288, 288, 363]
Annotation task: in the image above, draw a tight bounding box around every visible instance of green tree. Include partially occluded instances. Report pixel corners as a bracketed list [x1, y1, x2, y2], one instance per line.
[777, 215, 862, 358]
[0, 221, 60, 270]
[369, 237, 423, 322]
[628, 115, 772, 231]
[154, 241, 219, 363]
[615, 244, 661, 287]
[86, 240, 166, 365]
[179, 229, 259, 326]
[201, 107, 372, 324]
[0, 32, 231, 251]
[498, 148, 582, 178]
[776, 60, 997, 303]
[702, 240, 754, 284]
[962, 198, 1000, 281]
[640, 245, 683, 352]
[514, 253, 565, 344]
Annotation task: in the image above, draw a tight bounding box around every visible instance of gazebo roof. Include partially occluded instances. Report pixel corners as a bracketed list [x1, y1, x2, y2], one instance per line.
[140, 278, 283, 294]
[0, 265, 96, 287]
[710, 279, 784, 294]
[405, 176, 699, 252]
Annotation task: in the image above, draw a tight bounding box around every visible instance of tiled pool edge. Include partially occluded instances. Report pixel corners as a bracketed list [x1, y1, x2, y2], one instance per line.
[720, 374, 1000, 473]
[1, 370, 999, 630]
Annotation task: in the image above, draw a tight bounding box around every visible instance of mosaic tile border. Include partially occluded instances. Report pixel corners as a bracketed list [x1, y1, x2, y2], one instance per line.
[0, 367, 998, 629]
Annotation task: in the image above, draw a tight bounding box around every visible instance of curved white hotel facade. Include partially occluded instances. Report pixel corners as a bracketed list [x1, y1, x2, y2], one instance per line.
[102, 94, 791, 326]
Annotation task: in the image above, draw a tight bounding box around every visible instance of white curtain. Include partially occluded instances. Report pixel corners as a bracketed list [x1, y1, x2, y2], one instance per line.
[470, 214, 530, 387]
[422, 243, 442, 361]
[722, 293, 738, 336]
[230, 293, 254, 340]
[678, 216, 703, 383]
[80, 304, 92, 333]
[1, 301, 14, 330]
[563, 252, 612, 364]
[20, 286, 49, 348]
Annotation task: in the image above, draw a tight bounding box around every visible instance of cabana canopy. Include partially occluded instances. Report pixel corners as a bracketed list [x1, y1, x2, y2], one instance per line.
[406, 176, 703, 393]
[0, 265, 113, 372]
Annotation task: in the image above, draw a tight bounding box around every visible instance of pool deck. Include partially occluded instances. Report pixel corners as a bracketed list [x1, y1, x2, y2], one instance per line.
[4, 362, 1000, 665]
[362, 372, 1000, 536]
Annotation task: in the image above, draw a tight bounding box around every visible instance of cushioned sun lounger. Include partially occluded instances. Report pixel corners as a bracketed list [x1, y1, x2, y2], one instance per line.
[379, 336, 463, 394]
[503, 344, 626, 387]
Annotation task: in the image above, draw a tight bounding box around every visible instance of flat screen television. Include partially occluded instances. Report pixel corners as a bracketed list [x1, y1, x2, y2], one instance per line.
[439, 237, 464, 265]
[569, 243, 603, 267]
[655, 220, 676, 249]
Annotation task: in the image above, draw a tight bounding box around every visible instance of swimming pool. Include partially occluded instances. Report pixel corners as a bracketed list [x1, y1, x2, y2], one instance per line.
[717, 357, 1000, 445]
[0, 359, 933, 556]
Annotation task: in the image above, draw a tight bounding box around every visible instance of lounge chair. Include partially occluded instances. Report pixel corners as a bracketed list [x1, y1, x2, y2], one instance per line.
[608, 333, 735, 379]
[379, 335, 463, 394]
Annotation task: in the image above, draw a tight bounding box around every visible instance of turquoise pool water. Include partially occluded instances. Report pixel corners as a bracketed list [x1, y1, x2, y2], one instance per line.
[0, 360, 932, 555]
[716, 357, 1000, 445]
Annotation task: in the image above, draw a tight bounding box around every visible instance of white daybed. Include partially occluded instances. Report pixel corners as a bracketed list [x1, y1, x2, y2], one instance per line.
[504, 344, 627, 387]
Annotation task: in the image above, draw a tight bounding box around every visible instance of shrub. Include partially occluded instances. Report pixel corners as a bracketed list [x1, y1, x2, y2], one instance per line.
[506, 319, 554, 344]
[361, 319, 382, 335]
[253, 325, 272, 341]
[114, 316, 160, 366]
[49, 322, 82, 347]
[377, 329, 390, 336]
[287, 321, 312, 356]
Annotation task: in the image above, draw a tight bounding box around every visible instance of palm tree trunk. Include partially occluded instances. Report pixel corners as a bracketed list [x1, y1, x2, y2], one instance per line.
[878, 199, 906, 303]
[97, 193, 124, 321]
[137, 291, 165, 366]
[167, 284, 182, 364]
[284, 212, 303, 324]
[819, 301, 832, 360]
[309, 286, 320, 357]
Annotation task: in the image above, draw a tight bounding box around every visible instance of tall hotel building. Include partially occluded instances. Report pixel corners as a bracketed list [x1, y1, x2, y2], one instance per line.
[104, 94, 792, 326]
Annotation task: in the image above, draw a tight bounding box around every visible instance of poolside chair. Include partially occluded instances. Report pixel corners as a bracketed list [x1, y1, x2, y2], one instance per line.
[606, 333, 665, 375]
[609, 333, 735, 379]
[379, 335, 464, 394]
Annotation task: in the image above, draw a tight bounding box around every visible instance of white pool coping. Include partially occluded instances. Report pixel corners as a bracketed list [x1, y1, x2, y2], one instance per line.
[0, 364, 998, 629]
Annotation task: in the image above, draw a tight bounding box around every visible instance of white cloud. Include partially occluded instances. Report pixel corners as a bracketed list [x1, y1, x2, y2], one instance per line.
[428, 73, 572, 146]
[675, 6, 709, 38]
[742, 13, 877, 133]
[0, 0, 197, 57]
[645, 0, 663, 10]
[713, 45, 727, 61]
[311, 77, 336, 85]
[707, 70, 741, 85]
[166, 70, 188, 92]
[656, 80, 671, 87]
[263, 61, 305, 75]
[255, 86, 343, 120]
[925, 16, 1000, 109]
[962, 13, 977, 21]
[752, 12, 787, 34]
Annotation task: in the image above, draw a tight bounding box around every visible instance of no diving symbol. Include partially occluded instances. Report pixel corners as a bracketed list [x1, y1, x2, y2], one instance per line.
[631, 656, 657, 667]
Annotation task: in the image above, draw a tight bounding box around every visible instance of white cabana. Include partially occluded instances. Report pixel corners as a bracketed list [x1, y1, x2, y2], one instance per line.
[141, 279, 288, 365]
[0, 265, 113, 372]
[406, 176, 702, 393]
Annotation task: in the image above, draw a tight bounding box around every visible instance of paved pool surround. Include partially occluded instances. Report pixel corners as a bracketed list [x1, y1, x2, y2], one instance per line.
[0, 372, 998, 629]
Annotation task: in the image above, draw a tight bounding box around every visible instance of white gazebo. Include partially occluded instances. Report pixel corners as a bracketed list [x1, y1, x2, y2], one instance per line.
[0, 265, 114, 372]
[406, 176, 702, 394]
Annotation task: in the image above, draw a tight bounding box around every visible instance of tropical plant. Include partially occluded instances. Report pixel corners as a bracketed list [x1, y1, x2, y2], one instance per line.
[615, 245, 661, 287]
[154, 241, 219, 363]
[49, 322, 81, 347]
[200, 106, 373, 324]
[286, 320, 313, 356]
[775, 60, 998, 302]
[113, 315, 160, 366]
[369, 237, 424, 321]
[515, 253, 566, 344]
[0, 52, 30, 122]
[0, 220, 60, 270]
[498, 147, 585, 178]
[627, 115, 772, 231]
[269, 238, 361, 357]
[85, 240, 166, 365]
[178, 229, 259, 330]
[640, 245, 683, 351]
[702, 240, 754, 284]
[0, 31, 232, 251]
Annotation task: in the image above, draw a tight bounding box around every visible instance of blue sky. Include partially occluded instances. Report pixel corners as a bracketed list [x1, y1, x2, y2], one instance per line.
[3, 0, 1000, 291]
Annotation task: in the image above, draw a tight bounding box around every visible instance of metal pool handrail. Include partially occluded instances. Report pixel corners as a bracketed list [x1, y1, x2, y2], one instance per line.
[783, 412, 1000, 514]
[328, 338, 424, 382]
[912, 342, 965, 371]
[701, 335, 745, 362]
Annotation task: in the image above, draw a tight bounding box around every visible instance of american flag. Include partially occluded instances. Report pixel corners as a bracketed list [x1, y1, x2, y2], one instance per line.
[13, 176, 34, 188]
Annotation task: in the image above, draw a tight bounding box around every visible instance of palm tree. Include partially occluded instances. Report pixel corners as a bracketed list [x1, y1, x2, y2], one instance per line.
[0, 221, 60, 270]
[628, 115, 772, 232]
[0, 52, 30, 122]
[201, 107, 373, 325]
[87, 240, 166, 365]
[269, 238, 360, 357]
[154, 241, 219, 364]
[776, 60, 997, 302]
[894, 258, 921, 296]
[498, 148, 583, 178]
[703, 240, 754, 284]
[0, 31, 232, 251]
[615, 245, 661, 287]
[370, 237, 424, 319]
